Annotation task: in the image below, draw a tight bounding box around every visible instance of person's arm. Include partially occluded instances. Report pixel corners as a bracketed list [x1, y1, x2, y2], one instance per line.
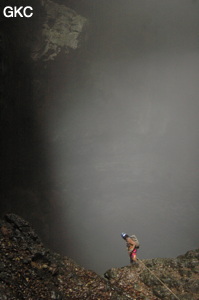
[126, 237, 136, 253]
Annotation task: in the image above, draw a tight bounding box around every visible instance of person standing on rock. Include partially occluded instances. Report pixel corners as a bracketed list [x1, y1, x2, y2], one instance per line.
[121, 233, 140, 264]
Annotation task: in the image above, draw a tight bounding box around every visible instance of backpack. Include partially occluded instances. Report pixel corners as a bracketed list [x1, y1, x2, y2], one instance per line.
[130, 235, 140, 248]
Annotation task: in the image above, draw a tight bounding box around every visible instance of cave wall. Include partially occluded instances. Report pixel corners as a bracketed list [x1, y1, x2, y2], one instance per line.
[0, 0, 88, 245]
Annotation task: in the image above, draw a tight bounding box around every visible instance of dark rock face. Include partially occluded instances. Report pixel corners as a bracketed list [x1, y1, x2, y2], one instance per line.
[0, 214, 198, 299]
[0, 0, 88, 250]
[0, 214, 129, 299]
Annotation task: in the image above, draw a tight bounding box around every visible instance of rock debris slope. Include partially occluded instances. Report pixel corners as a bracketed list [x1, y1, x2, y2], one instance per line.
[0, 214, 131, 299]
[0, 214, 198, 299]
[105, 249, 199, 300]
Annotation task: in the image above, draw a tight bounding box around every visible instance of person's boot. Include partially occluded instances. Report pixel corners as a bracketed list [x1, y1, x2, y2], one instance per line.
[130, 260, 139, 267]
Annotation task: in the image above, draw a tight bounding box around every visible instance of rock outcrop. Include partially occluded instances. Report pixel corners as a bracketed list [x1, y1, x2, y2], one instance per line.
[0, 214, 198, 299]
[0, 214, 129, 299]
[31, 0, 88, 61]
[105, 251, 199, 300]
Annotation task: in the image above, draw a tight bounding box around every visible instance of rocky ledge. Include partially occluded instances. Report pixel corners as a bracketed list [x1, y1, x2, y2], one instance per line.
[0, 214, 198, 299]
[105, 250, 199, 299]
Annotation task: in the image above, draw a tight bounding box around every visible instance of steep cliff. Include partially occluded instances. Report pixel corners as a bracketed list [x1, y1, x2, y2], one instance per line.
[0, 214, 198, 299]
[0, 0, 88, 249]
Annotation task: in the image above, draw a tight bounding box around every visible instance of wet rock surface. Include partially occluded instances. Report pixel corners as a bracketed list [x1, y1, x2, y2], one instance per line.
[0, 214, 198, 299]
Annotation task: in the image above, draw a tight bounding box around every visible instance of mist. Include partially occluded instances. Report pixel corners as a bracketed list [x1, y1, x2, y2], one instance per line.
[39, 0, 199, 274]
[46, 1, 199, 272]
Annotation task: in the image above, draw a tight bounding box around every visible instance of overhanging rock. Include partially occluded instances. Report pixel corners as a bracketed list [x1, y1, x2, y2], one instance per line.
[31, 0, 88, 61]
